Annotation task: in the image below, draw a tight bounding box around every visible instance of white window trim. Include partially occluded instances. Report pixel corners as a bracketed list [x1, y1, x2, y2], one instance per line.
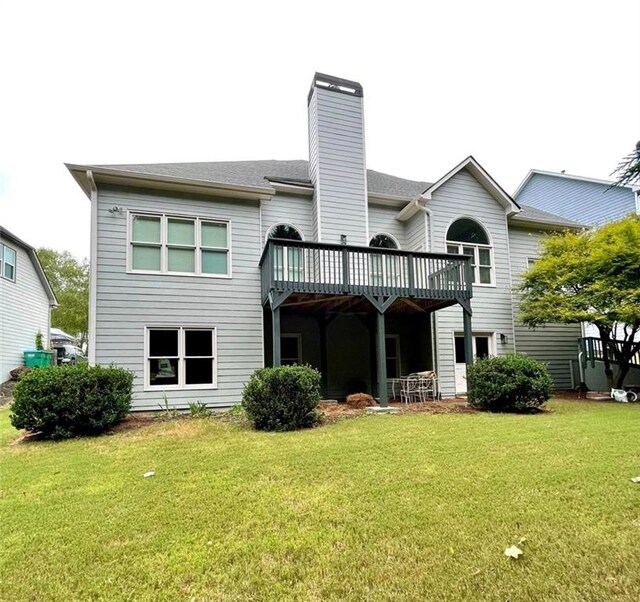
[445, 241, 495, 288]
[144, 326, 218, 391]
[127, 210, 232, 279]
[453, 331, 497, 363]
[281, 333, 302, 365]
[1, 244, 17, 282]
[369, 233, 402, 287]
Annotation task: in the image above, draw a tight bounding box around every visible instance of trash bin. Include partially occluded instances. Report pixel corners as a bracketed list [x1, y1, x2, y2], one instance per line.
[23, 350, 55, 368]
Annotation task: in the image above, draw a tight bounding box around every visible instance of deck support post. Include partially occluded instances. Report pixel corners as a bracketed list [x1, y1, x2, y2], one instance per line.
[272, 305, 281, 367]
[376, 309, 388, 407]
[462, 304, 473, 378]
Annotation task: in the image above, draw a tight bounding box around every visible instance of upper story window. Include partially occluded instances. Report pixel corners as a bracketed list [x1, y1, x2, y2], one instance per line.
[267, 223, 304, 281]
[369, 233, 399, 286]
[369, 234, 398, 249]
[446, 218, 493, 285]
[1, 244, 16, 282]
[129, 213, 230, 277]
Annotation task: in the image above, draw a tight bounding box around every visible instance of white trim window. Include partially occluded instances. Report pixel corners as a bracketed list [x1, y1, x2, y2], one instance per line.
[446, 218, 493, 285]
[145, 327, 217, 390]
[1, 244, 16, 282]
[369, 233, 400, 287]
[267, 224, 305, 282]
[129, 213, 230, 277]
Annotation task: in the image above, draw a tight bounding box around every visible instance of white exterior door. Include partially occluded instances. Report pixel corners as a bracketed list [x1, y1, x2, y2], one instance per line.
[454, 334, 492, 394]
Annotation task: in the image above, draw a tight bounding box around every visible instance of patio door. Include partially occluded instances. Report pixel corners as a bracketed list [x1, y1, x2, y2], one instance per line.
[454, 333, 492, 394]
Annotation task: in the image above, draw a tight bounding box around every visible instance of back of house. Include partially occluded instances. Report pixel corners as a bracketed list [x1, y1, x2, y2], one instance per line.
[67, 73, 584, 411]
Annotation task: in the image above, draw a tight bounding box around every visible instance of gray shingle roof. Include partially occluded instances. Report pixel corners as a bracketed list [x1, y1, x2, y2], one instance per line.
[89, 159, 580, 228]
[95, 159, 432, 199]
[512, 205, 587, 228]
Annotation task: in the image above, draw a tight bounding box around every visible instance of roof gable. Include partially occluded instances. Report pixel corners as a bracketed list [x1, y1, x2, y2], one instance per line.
[0, 226, 58, 305]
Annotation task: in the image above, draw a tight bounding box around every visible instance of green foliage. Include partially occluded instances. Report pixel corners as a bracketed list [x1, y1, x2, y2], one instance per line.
[188, 401, 212, 418]
[467, 354, 552, 413]
[518, 214, 640, 387]
[156, 394, 179, 420]
[611, 141, 640, 187]
[10, 365, 133, 439]
[242, 365, 321, 431]
[37, 248, 89, 347]
[35, 330, 44, 351]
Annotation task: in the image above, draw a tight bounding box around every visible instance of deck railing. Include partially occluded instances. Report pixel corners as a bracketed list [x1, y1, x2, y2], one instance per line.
[580, 337, 640, 368]
[260, 238, 473, 302]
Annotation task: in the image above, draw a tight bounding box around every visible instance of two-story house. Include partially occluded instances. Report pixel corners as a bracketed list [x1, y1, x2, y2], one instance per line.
[0, 226, 58, 383]
[67, 73, 583, 411]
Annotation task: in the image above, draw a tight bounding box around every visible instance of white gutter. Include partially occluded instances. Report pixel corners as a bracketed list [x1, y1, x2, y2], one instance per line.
[87, 170, 98, 365]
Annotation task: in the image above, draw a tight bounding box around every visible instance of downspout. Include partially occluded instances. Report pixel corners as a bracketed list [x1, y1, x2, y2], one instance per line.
[87, 170, 98, 365]
[417, 201, 439, 394]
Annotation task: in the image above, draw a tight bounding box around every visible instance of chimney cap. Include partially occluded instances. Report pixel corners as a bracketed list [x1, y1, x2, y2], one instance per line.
[308, 72, 363, 104]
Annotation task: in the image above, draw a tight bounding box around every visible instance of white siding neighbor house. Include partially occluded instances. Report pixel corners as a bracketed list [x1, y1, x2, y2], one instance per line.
[67, 73, 584, 411]
[0, 227, 58, 383]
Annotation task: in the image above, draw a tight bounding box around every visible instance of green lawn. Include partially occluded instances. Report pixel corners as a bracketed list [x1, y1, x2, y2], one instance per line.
[1, 400, 639, 601]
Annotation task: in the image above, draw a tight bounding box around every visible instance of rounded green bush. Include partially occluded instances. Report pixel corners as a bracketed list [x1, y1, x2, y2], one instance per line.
[467, 354, 552, 413]
[10, 364, 133, 439]
[242, 365, 321, 431]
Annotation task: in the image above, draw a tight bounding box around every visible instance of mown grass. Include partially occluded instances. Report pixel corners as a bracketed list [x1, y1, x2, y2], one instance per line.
[1, 400, 639, 601]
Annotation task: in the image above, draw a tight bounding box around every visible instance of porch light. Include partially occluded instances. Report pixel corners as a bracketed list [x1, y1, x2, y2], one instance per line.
[340, 234, 347, 245]
[500, 333, 508, 345]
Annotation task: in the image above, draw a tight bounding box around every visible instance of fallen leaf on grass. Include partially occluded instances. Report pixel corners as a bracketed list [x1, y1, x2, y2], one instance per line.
[504, 545, 523, 559]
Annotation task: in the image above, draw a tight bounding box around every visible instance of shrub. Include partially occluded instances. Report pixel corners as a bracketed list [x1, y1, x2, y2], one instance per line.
[242, 365, 321, 431]
[10, 364, 133, 439]
[467, 354, 552, 413]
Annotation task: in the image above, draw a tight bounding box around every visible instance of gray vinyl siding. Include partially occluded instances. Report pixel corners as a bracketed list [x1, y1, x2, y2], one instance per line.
[515, 173, 636, 227]
[261, 193, 314, 242]
[406, 210, 427, 251]
[0, 236, 51, 382]
[309, 87, 368, 246]
[368, 204, 406, 248]
[308, 91, 320, 241]
[94, 186, 263, 410]
[508, 226, 581, 388]
[429, 169, 516, 397]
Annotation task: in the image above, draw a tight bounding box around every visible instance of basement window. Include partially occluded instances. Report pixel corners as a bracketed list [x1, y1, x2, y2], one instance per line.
[146, 327, 217, 389]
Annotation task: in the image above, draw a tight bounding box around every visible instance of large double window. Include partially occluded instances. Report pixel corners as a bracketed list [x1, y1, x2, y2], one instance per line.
[1, 244, 16, 281]
[130, 213, 230, 276]
[446, 218, 493, 285]
[146, 327, 217, 389]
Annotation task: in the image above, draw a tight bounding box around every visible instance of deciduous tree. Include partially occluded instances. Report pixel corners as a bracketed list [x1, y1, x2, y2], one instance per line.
[38, 249, 89, 349]
[518, 215, 640, 388]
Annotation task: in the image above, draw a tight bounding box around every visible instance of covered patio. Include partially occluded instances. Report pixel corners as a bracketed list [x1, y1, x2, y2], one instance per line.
[260, 238, 474, 406]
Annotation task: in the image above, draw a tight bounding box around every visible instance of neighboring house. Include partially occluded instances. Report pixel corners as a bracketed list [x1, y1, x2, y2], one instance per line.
[514, 169, 640, 342]
[66, 73, 583, 411]
[0, 227, 58, 383]
[514, 169, 639, 228]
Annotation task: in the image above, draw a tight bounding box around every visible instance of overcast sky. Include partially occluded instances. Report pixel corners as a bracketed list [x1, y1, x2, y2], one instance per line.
[1, 0, 639, 259]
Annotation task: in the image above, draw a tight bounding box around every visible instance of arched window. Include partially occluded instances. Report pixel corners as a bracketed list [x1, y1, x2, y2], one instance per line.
[369, 233, 398, 249]
[368, 233, 399, 286]
[446, 218, 493, 285]
[267, 224, 303, 241]
[267, 224, 304, 281]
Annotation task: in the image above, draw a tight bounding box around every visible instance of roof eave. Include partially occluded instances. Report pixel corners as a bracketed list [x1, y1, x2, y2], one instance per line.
[65, 164, 276, 201]
[509, 215, 587, 231]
